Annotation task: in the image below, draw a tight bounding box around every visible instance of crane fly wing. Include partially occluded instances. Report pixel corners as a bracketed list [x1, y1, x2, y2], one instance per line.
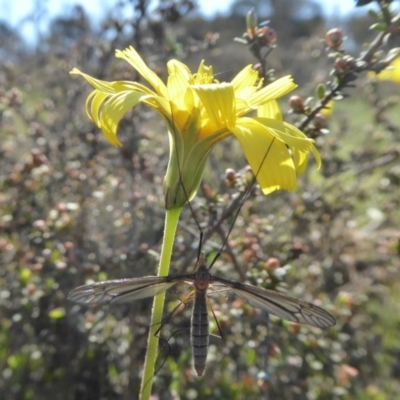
[68, 276, 182, 305]
[211, 277, 335, 329]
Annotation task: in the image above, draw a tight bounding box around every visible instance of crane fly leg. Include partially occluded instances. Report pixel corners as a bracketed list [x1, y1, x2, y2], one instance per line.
[153, 289, 195, 337]
[150, 290, 196, 382]
[206, 296, 224, 340]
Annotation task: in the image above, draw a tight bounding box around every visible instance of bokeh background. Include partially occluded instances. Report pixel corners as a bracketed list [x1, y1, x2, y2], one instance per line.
[1, 0, 400, 399]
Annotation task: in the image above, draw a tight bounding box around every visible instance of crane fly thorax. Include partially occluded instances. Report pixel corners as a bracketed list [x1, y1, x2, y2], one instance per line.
[193, 264, 211, 291]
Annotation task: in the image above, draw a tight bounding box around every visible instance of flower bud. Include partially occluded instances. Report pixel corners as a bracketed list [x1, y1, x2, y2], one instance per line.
[335, 55, 356, 73]
[325, 28, 343, 51]
[314, 113, 327, 130]
[225, 168, 237, 186]
[259, 26, 276, 46]
[264, 257, 280, 269]
[289, 95, 305, 114]
[246, 8, 257, 39]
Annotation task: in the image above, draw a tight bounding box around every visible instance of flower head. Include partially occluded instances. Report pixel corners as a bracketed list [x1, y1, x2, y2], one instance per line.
[71, 47, 320, 208]
[320, 100, 334, 117]
[373, 56, 400, 85]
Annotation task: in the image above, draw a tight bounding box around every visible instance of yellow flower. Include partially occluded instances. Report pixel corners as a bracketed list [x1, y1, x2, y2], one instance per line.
[320, 100, 334, 117]
[372, 56, 400, 85]
[71, 46, 320, 208]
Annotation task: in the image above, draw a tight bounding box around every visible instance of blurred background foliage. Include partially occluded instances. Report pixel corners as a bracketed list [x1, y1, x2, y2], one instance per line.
[1, 0, 400, 399]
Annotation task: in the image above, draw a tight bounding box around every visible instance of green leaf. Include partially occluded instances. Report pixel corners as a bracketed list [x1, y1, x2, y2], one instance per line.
[305, 97, 314, 106]
[316, 84, 326, 100]
[368, 9, 380, 19]
[370, 23, 387, 32]
[333, 93, 344, 101]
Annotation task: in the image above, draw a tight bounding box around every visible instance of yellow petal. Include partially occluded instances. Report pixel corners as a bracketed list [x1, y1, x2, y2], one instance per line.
[291, 147, 310, 174]
[257, 100, 282, 120]
[291, 144, 321, 174]
[320, 100, 334, 117]
[116, 47, 168, 97]
[70, 68, 151, 94]
[140, 95, 189, 137]
[232, 118, 296, 194]
[195, 60, 214, 84]
[310, 144, 322, 169]
[374, 57, 400, 84]
[231, 65, 259, 91]
[254, 118, 314, 151]
[249, 76, 297, 106]
[235, 96, 254, 115]
[100, 91, 149, 146]
[167, 61, 192, 110]
[192, 83, 236, 129]
[86, 90, 109, 126]
[71, 69, 117, 94]
[167, 59, 192, 78]
[142, 95, 172, 116]
[251, 117, 321, 172]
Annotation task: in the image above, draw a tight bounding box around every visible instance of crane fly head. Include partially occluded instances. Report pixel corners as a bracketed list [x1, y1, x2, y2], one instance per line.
[196, 251, 207, 268]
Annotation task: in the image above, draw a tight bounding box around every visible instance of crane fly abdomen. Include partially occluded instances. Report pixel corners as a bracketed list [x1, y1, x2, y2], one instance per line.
[190, 262, 211, 376]
[191, 289, 209, 377]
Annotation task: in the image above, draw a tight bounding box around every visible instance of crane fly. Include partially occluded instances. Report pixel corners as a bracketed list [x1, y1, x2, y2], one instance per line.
[68, 251, 336, 376]
[68, 110, 335, 376]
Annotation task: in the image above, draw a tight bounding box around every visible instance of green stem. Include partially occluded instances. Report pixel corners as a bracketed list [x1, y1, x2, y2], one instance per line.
[139, 207, 182, 399]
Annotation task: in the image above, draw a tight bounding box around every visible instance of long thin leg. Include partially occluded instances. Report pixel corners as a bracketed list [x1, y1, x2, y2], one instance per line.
[145, 290, 195, 386]
[206, 296, 224, 340]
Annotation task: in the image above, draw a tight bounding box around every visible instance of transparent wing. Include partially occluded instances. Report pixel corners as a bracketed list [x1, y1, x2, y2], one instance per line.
[68, 276, 183, 305]
[212, 276, 335, 329]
